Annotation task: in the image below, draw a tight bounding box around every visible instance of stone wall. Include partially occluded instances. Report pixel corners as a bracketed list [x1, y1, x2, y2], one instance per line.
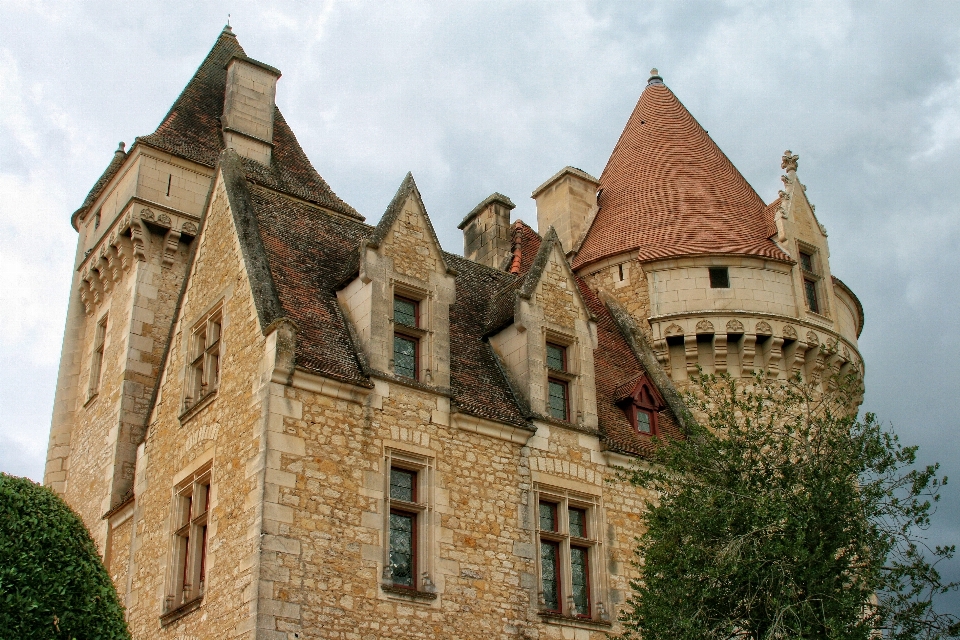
[122, 176, 266, 638]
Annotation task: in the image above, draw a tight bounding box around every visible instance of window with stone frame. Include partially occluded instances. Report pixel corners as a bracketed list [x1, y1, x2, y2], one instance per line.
[392, 295, 421, 380]
[546, 341, 574, 421]
[88, 314, 108, 399]
[536, 487, 605, 620]
[382, 451, 435, 595]
[164, 465, 211, 618]
[797, 244, 824, 315]
[184, 306, 222, 411]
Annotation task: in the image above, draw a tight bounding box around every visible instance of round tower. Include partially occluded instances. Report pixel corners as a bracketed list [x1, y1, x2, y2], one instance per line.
[545, 70, 864, 389]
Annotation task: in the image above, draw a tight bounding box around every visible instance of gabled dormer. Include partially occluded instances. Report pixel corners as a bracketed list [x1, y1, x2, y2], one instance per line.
[772, 151, 838, 322]
[338, 173, 456, 388]
[487, 227, 599, 428]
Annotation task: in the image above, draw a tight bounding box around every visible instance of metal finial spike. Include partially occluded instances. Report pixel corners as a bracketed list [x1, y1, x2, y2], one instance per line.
[650, 68, 658, 76]
[648, 67, 664, 86]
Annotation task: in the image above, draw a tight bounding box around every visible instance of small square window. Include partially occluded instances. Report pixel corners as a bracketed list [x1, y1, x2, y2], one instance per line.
[539, 501, 558, 532]
[800, 251, 814, 273]
[709, 267, 729, 288]
[636, 409, 652, 434]
[548, 379, 568, 421]
[383, 454, 432, 594]
[546, 343, 566, 371]
[568, 507, 587, 538]
[390, 467, 416, 503]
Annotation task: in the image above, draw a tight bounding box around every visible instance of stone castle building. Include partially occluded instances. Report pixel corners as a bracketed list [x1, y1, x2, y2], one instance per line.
[44, 27, 863, 640]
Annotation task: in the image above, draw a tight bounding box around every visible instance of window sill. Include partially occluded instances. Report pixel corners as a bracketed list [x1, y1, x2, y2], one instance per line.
[160, 595, 203, 626]
[178, 389, 218, 424]
[83, 392, 99, 408]
[538, 611, 612, 629]
[380, 584, 438, 600]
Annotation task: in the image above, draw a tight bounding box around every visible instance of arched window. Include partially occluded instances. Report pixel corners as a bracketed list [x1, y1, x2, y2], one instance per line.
[618, 376, 664, 436]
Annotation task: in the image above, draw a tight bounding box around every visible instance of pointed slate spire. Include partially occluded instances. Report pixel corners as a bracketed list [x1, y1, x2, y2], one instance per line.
[572, 74, 791, 270]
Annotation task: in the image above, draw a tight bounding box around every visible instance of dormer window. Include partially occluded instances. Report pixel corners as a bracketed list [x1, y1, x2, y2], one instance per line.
[797, 245, 824, 315]
[618, 376, 664, 436]
[393, 296, 420, 380]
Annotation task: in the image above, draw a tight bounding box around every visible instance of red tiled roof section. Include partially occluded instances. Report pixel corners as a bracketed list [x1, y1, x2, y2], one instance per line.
[136, 29, 359, 219]
[573, 83, 790, 270]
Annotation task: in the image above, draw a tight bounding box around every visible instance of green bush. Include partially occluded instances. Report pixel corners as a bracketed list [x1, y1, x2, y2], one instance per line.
[0, 473, 130, 639]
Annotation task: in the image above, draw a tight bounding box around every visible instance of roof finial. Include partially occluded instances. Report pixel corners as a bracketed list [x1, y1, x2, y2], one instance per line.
[115, 141, 125, 156]
[781, 150, 799, 174]
[222, 15, 234, 35]
[648, 68, 663, 86]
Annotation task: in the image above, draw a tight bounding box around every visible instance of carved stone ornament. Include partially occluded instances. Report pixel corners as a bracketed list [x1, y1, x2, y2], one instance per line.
[806, 331, 819, 346]
[782, 324, 798, 340]
[181, 221, 198, 235]
[755, 321, 773, 336]
[664, 323, 684, 337]
[781, 150, 799, 173]
[140, 207, 154, 221]
[819, 223, 828, 237]
[695, 320, 715, 334]
[726, 319, 744, 333]
[157, 212, 172, 227]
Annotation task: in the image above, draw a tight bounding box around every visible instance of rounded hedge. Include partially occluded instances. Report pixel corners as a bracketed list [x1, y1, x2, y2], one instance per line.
[0, 473, 130, 639]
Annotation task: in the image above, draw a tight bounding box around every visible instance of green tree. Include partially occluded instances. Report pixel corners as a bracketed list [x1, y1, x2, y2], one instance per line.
[0, 473, 130, 640]
[621, 373, 959, 640]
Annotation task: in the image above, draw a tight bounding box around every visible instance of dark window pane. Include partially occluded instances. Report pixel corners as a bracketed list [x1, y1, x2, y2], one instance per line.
[636, 409, 652, 434]
[548, 380, 567, 420]
[569, 508, 586, 538]
[389, 512, 415, 587]
[800, 252, 814, 272]
[394, 335, 417, 378]
[540, 541, 560, 611]
[708, 267, 729, 288]
[546, 343, 565, 371]
[571, 546, 589, 615]
[804, 279, 819, 313]
[394, 297, 417, 328]
[390, 468, 416, 502]
[539, 501, 557, 532]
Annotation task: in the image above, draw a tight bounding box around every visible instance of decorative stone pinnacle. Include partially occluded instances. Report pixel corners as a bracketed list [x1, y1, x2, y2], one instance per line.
[648, 68, 663, 85]
[781, 150, 799, 173]
[116, 141, 125, 154]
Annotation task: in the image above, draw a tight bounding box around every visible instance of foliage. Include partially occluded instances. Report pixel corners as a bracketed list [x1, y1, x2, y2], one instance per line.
[0, 473, 130, 640]
[620, 373, 959, 640]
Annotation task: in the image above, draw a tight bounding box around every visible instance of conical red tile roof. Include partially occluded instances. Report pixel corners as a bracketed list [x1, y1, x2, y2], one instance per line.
[573, 79, 790, 270]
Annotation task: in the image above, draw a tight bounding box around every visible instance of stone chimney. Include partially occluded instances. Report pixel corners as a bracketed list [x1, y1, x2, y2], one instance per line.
[532, 166, 599, 254]
[222, 55, 282, 165]
[458, 193, 516, 269]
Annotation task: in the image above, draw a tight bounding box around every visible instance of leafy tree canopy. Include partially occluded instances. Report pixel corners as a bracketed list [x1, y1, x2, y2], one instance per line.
[621, 374, 959, 640]
[0, 473, 130, 640]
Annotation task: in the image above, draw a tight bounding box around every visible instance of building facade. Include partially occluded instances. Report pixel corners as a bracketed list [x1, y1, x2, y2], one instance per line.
[44, 29, 862, 640]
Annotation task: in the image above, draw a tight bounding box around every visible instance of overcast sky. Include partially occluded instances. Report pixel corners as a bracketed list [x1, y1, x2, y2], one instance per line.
[2, 0, 958, 615]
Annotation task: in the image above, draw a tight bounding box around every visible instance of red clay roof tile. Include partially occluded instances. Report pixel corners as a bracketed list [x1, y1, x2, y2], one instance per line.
[573, 82, 790, 270]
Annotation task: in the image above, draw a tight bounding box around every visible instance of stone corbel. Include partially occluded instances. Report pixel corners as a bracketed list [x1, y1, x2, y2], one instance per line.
[87, 270, 104, 307]
[94, 257, 112, 294]
[683, 335, 698, 378]
[767, 337, 784, 379]
[104, 245, 122, 283]
[741, 334, 757, 375]
[115, 236, 134, 271]
[130, 219, 148, 262]
[714, 333, 728, 374]
[162, 228, 182, 268]
[652, 338, 670, 375]
[79, 279, 93, 315]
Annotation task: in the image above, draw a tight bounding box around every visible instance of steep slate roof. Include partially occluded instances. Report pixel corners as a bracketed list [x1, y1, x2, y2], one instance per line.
[573, 79, 791, 270]
[491, 220, 684, 455]
[133, 27, 360, 220]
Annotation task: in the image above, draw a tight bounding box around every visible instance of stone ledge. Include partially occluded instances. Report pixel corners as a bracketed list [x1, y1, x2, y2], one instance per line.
[178, 389, 218, 425]
[537, 611, 612, 630]
[160, 595, 203, 626]
[380, 584, 438, 601]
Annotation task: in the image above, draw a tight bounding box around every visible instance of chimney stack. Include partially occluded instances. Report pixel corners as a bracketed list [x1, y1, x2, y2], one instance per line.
[532, 167, 599, 254]
[459, 193, 516, 269]
[222, 55, 282, 165]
